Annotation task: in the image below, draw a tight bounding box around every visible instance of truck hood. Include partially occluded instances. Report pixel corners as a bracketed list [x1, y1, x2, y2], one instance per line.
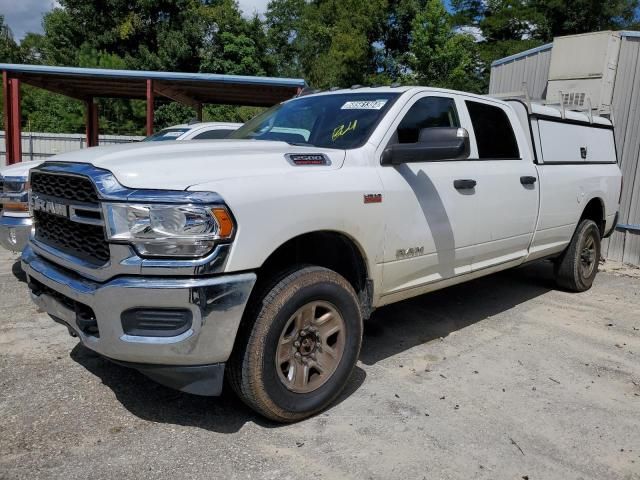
[0, 160, 45, 179]
[43, 140, 346, 190]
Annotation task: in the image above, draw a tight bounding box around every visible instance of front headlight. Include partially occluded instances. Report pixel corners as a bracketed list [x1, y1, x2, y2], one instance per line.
[103, 203, 234, 258]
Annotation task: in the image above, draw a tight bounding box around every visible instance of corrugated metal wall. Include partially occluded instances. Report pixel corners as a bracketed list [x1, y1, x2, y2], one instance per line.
[489, 44, 553, 100]
[489, 33, 640, 266]
[0, 132, 144, 168]
[604, 34, 640, 265]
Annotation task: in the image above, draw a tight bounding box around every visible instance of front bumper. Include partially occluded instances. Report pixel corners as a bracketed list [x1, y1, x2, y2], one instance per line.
[21, 245, 256, 394]
[0, 215, 32, 252]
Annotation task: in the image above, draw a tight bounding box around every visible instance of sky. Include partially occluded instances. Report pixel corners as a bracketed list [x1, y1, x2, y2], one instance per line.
[0, 0, 271, 41]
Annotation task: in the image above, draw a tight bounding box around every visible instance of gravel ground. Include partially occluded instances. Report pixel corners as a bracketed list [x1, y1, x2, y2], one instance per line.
[1, 247, 639, 480]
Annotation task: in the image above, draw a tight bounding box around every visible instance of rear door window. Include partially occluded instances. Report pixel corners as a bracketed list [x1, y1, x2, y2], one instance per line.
[465, 101, 519, 159]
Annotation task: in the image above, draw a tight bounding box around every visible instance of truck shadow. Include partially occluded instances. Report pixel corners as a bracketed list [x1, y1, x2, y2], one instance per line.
[69, 260, 555, 431]
[360, 260, 556, 365]
[12, 260, 27, 283]
[396, 164, 456, 279]
[69, 342, 366, 433]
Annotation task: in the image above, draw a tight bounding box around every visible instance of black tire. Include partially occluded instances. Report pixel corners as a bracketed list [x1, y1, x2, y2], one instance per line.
[555, 219, 601, 292]
[227, 266, 363, 423]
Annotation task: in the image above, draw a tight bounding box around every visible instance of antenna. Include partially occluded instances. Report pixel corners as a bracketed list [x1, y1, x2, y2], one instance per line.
[585, 96, 593, 124]
[522, 81, 532, 112]
[609, 104, 615, 127]
[558, 90, 566, 119]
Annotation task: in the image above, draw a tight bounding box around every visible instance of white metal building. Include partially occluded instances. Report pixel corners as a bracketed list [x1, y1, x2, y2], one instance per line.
[490, 31, 640, 266]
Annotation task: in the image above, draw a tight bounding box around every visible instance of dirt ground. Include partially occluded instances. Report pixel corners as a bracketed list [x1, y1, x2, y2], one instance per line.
[1, 247, 639, 480]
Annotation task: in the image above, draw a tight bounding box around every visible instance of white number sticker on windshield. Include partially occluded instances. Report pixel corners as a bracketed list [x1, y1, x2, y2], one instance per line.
[341, 99, 388, 110]
[163, 131, 183, 138]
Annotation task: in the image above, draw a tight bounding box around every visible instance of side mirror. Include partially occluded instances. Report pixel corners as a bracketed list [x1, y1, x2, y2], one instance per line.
[381, 127, 470, 165]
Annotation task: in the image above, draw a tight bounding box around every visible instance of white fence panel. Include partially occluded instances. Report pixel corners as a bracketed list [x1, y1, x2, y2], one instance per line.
[0, 131, 144, 167]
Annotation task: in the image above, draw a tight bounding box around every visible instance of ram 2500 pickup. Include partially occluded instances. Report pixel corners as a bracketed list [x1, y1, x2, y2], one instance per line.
[21, 87, 622, 422]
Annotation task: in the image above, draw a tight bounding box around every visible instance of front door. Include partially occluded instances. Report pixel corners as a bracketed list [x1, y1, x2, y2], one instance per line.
[377, 93, 481, 297]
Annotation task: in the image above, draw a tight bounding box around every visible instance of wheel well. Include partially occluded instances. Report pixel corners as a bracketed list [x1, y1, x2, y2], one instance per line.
[257, 231, 372, 316]
[580, 198, 605, 237]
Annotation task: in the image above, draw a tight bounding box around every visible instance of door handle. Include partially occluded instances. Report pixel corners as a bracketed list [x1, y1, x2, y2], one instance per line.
[520, 176, 537, 185]
[454, 179, 477, 190]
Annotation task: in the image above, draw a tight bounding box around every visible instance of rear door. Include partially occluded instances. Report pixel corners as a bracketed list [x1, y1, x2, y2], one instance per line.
[461, 98, 539, 270]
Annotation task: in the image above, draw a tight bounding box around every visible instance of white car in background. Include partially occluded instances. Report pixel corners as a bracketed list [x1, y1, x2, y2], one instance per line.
[143, 122, 242, 142]
[0, 122, 242, 252]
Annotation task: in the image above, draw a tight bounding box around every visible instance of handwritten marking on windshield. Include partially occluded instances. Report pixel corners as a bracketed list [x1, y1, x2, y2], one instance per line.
[332, 120, 358, 142]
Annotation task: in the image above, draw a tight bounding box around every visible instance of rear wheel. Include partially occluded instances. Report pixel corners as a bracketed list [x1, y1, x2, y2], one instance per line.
[555, 219, 601, 292]
[228, 266, 363, 422]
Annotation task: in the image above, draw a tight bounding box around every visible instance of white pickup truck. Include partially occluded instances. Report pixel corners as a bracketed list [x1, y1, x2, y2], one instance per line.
[21, 87, 621, 422]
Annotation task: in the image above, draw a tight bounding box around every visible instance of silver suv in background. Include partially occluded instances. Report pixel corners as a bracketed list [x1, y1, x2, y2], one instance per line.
[0, 172, 32, 252]
[0, 122, 242, 252]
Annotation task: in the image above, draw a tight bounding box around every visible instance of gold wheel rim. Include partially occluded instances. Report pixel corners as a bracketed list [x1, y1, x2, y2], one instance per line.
[275, 301, 346, 394]
[580, 235, 597, 278]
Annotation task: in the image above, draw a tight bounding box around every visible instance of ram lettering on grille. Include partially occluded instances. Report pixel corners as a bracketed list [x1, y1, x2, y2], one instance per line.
[31, 173, 109, 266]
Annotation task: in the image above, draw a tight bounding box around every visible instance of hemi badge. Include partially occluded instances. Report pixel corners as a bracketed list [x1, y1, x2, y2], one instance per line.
[364, 194, 382, 204]
[286, 153, 331, 166]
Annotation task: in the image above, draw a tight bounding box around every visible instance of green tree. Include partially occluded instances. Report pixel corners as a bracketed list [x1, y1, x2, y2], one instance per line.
[21, 87, 85, 133]
[450, 0, 546, 89]
[531, 0, 640, 39]
[40, 8, 84, 66]
[408, 0, 482, 92]
[199, 0, 271, 76]
[154, 102, 196, 130]
[297, 0, 387, 88]
[19, 33, 47, 64]
[41, 0, 205, 71]
[376, 0, 426, 78]
[479, 0, 543, 43]
[264, 0, 306, 77]
[0, 15, 20, 63]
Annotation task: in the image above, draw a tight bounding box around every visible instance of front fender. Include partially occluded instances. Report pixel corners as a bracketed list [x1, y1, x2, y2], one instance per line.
[191, 167, 385, 280]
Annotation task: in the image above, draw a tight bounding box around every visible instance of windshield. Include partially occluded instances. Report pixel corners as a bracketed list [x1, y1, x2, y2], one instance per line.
[143, 128, 190, 142]
[229, 92, 400, 149]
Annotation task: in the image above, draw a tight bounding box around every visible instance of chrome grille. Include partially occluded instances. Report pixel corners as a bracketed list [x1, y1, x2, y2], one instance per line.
[31, 172, 109, 266]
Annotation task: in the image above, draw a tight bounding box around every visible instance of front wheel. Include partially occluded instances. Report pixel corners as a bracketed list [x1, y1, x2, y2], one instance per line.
[555, 219, 601, 292]
[227, 266, 363, 422]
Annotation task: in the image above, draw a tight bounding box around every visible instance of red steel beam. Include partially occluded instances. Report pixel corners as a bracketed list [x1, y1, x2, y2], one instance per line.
[85, 99, 99, 147]
[8, 77, 22, 164]
[91, 101, 99, 147]
[2, 71, 13, 163]
[196, 103, 203, 121]
[146, 79, 154, 136]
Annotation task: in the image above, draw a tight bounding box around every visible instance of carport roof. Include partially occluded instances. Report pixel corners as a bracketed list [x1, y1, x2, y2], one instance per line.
[0, 63, 306, 107]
